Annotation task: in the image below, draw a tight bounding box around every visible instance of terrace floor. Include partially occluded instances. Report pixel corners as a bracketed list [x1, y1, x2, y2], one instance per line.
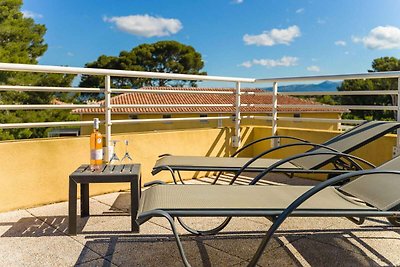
[1, 174, 399, 267]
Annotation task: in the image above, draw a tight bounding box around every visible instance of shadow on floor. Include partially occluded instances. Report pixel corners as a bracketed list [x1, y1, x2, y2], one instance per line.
[1, 216, 75, 237]
[77, 226, 397, 267]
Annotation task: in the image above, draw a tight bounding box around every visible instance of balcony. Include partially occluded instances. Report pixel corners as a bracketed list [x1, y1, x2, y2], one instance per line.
[0, 63, 399, 266]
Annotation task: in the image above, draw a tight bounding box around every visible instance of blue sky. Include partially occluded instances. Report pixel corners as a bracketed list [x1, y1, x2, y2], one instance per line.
[22, 0, 400, 84]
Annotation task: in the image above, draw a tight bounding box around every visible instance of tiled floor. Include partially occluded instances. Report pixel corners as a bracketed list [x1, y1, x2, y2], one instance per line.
[0, 174, 399, 266]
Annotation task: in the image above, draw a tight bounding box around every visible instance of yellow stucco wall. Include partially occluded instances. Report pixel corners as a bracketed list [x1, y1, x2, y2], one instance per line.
[80, 112, 341, 135]
[0, 127, 253, 212]
[1, 125, 396, 212]
[252, 126, 397, 180]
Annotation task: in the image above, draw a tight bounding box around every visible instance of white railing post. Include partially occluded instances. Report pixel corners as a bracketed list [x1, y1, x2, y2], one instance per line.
[232, 82, 241, 148]
[397, 77, 400, 157]
[272, 81, 278, 147]
[104, 75, 112, 162]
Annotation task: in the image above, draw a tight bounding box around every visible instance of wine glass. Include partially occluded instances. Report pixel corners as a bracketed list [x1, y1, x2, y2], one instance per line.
[121, 140, 133, 164]
[109, 140, 120, 166]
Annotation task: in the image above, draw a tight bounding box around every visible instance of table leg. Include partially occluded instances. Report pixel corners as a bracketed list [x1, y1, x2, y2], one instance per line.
[131, 177, 140, 232]
[68, 178, 77, 235]
[81, 183, 89, 217]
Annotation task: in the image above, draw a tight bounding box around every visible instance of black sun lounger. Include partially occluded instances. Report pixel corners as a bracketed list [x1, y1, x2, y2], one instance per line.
[152, 121, 400, 180]
[138, 155, 400, 266]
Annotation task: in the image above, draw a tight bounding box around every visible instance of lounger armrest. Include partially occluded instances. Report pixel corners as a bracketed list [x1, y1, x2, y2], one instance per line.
[249, 142, 342, 161]
[249, 151, 375, 185]
[249, 169, 400, 265]
[231, 135, 309, 157]
[228, 143, 360, 185]
[158, 153, 172, 158]
[144, 180, 167, 187]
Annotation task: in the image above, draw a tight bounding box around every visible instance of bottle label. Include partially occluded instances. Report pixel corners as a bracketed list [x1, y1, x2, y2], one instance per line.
[91, 149, 103, 160]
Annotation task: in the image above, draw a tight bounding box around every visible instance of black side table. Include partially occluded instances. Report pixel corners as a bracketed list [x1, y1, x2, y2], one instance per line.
[68, 164, 141, 235]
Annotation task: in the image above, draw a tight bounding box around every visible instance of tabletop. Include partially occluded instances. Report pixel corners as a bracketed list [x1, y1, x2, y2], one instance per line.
[70, 164, 141, 183]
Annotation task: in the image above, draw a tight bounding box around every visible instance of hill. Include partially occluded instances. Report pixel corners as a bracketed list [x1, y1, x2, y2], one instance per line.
[263, 81, 341, 92]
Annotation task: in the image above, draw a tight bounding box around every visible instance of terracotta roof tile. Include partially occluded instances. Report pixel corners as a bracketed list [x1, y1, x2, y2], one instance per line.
[72, 87, 346, 114]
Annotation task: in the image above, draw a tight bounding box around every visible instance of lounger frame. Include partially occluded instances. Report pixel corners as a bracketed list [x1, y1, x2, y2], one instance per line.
[137, 169, 400, 267]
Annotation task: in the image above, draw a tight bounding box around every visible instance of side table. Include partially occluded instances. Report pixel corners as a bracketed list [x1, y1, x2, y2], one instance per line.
[68, 164, 141, 235]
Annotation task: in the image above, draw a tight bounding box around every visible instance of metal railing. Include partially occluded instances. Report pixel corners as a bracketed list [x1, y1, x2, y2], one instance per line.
[1, 62, 400, 159]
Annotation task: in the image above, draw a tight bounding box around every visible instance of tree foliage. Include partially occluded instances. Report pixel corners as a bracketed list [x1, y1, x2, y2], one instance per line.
[0, 0, 47, 64]
[79, 40, 206, 97]
[0, 0, 78, 140]
[337, 57, 400, 120]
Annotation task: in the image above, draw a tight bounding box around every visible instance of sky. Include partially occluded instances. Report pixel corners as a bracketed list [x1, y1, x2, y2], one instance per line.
[22, 0, 400, 86]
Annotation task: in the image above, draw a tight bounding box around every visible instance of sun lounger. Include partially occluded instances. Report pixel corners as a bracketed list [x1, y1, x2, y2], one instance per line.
[137, 154, 400, 266]
[152, 121, 400, 183]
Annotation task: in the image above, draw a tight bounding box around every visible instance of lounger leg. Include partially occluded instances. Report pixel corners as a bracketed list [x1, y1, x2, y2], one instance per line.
[165, 166, 182, 184]
[151, 210, 191, 267]
[212, 171, 223, 184]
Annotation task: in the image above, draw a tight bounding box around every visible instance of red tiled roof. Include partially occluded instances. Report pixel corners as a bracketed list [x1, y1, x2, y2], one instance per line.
[72, 87, 346, 114]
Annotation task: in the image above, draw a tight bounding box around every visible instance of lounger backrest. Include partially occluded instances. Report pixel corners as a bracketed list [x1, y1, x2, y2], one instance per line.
[340, 155, 400, 210]
[290, 121, 400, 170]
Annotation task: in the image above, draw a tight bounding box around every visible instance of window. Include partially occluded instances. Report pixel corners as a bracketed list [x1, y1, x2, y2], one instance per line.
[293, 113, 301, 123]
[129, 114, 138, 120]
[163, 114, 172, 124]
[200, 114, 208, 123]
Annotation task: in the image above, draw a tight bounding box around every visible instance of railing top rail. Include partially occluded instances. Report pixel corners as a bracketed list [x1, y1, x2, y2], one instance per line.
[110, 88, 235, 94]
[0, 63, 255, 83]
[2, 62, 400, 85]
[255, 71, 400, 83]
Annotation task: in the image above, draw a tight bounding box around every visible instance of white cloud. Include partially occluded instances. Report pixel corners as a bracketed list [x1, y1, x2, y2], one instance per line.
[317, 18, 326, 24]
[352, 25, 400, 50]
[240, 61, 252, 68]
[232, 0, 244, 4]
[296, 8, 305, 14]
[103, 14, 182, 37]
[334, 40, 346, 46]
[240, 56, 298, 68]
[67, 52, 74, 57]
[21, 10, 43, 19]
[243, 25, 301, 46]
[307, 65, 320, 72]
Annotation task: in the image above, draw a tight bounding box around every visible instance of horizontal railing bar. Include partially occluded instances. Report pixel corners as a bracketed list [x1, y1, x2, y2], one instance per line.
[111, 116, 231, 125]
[242, 115, 273, 120]
[110, 88, 235, 94]
[0, 63, 255, 83]
[276, 116, 367, 124]
[0, 121, 93, 129]
[256, 71, 400, 83]
[247, 115, 369, 125]
[240, 104, 273, 107]
[278, 104, 397, 111]
[111, 104, 233, 108]
[0, 104, 102, 110]
[278, 90, 398, 96]
[0, 85, 102, 93]
[9, 103, 395, 111]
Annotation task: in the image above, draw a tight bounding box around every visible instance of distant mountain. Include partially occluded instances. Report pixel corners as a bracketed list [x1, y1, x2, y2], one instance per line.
[263, 81, 342, 92]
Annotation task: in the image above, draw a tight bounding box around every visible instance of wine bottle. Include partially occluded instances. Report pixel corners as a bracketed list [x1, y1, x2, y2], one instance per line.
[90, 118, 103, 170]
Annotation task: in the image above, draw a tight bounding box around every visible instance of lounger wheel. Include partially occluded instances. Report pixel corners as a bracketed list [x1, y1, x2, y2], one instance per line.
[387, 216, 400, 226]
